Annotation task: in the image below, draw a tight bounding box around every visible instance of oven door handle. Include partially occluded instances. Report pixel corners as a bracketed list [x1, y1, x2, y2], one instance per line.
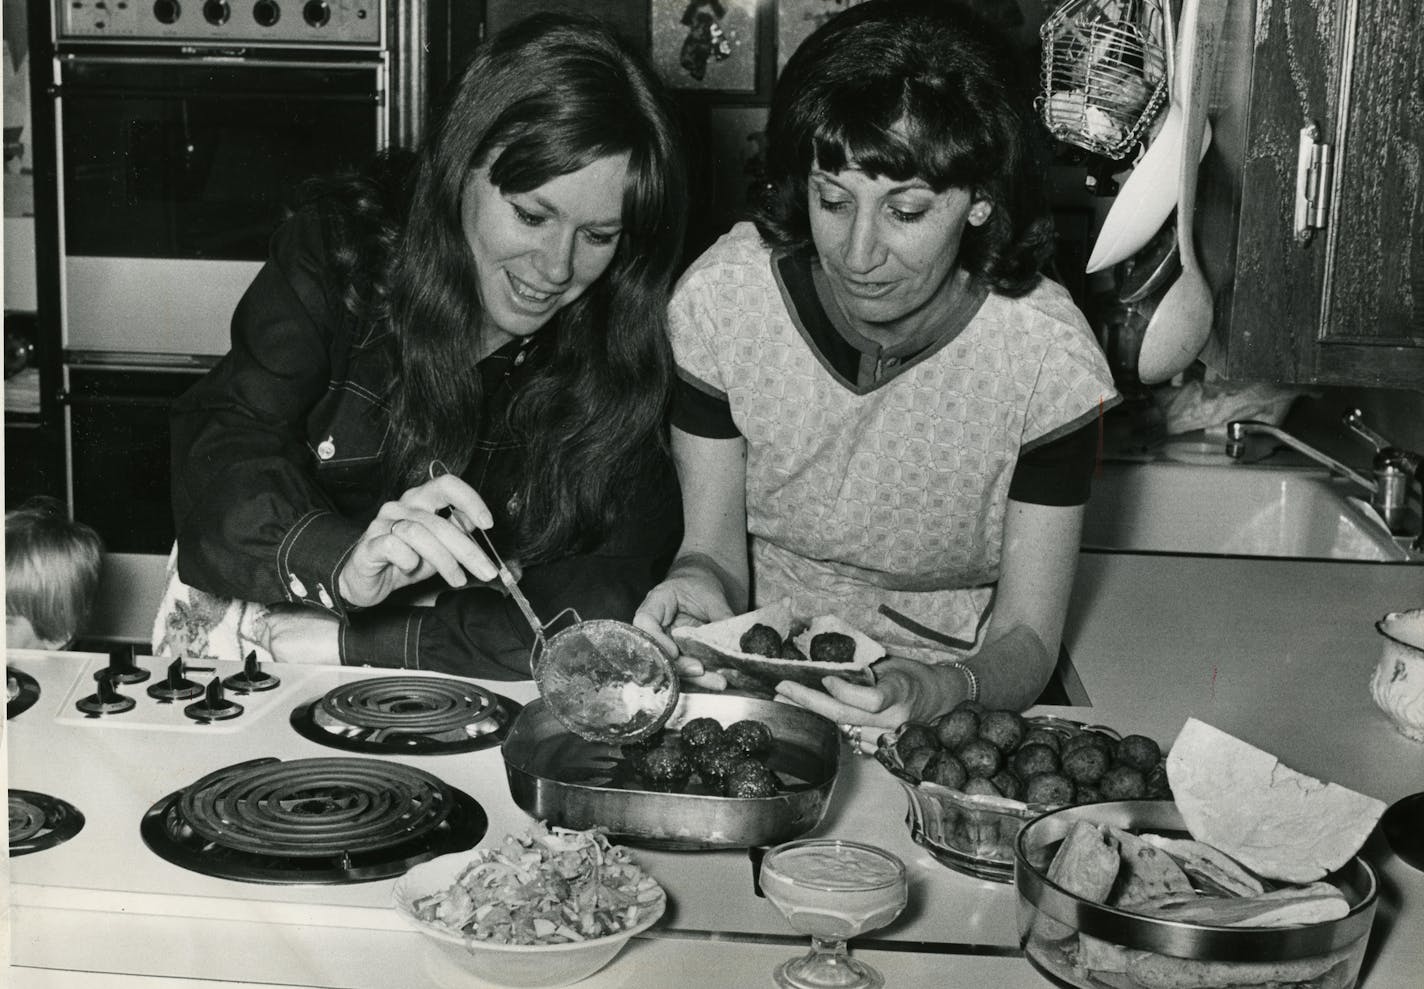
[57, 85, 383, 103]
[59, 389, 177, 409]
[59, 54, 387, 73]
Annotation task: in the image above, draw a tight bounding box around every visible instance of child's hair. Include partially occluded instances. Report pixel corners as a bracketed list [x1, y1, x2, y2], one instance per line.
[5, 495, 104, 645]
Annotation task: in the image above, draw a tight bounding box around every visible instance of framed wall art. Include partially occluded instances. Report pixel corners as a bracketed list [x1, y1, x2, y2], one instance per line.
[775, 0, 867, 73]
[650, 0, 764, 95]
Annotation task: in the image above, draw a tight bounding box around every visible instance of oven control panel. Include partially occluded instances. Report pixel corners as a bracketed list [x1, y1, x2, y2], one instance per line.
[56, 0, 385, 48]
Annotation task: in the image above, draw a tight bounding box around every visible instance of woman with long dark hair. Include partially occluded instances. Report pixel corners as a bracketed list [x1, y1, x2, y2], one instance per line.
[635, 0, 1118, 724]
[167, 14, 688, 676]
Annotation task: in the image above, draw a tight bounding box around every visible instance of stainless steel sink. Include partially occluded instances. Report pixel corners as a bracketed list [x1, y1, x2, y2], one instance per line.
[1083, 459, 1420, 562]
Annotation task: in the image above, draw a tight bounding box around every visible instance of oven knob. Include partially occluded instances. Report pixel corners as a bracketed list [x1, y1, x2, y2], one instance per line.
[253, 0, 280, 27]
[153, 0, 182, 25]
[303, 1, 330, 27]
[203, 0, 229, 25]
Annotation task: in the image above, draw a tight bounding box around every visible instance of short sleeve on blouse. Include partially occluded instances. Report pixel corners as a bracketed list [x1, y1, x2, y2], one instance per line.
[665, 263, 729, 400]
[1020, 304, 1120, 451]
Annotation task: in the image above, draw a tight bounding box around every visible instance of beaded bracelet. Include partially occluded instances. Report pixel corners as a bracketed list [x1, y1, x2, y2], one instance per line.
[948, 661, 980, 704]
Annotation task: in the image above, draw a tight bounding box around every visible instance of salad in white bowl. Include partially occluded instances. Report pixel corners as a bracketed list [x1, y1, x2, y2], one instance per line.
[394, 823, 666, 987]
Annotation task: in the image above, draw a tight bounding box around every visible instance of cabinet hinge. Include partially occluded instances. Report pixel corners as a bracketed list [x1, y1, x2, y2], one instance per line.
[1294, 121, 1333, 245]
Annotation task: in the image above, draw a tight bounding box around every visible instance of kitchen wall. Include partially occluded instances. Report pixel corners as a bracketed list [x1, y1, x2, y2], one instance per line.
[1283, 387, 1424, 468]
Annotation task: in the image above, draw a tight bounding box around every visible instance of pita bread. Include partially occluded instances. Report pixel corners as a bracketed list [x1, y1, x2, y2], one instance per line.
[1136, 834, 1264, 896]
[1035, 820, 1121, 941]
[1105, 826, 1194, 906]
[1166, 718, 1387, 883]
[1124, 943, 1353, 989]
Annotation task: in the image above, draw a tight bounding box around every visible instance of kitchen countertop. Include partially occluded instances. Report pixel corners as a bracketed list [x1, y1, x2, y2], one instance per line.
[7, 550, 1423, 989]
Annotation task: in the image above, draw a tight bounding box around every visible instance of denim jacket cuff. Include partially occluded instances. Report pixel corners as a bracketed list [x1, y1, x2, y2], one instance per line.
[340, 606, 424, 668]
[276, 510, 364, 618]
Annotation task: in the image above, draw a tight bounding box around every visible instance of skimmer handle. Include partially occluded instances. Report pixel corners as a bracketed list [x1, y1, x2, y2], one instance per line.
[428, 458, 546, 644]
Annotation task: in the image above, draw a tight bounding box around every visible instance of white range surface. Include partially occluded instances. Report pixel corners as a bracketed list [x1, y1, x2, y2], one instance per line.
[7, 550, 1424, 988]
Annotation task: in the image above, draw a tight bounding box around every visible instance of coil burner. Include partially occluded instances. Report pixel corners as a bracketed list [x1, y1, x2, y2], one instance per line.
[290, 676, 519, 754]
[7, 666, 40, 720]
[9, 790, 86, 855]
[140, 757, 487, 884]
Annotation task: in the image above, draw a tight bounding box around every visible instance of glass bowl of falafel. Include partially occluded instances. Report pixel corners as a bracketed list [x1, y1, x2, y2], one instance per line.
[874, 701, 1171, 882]
[503, 693, 841, 850]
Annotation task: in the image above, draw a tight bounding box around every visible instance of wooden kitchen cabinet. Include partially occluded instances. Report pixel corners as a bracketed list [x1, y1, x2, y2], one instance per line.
[1196, 0, 1423, 389]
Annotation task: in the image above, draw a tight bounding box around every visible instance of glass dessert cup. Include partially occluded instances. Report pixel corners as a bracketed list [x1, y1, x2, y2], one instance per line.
[760, 838, 908, 989]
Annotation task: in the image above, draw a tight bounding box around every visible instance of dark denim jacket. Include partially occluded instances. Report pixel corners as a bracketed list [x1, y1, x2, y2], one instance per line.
[171, 211, 681, 678]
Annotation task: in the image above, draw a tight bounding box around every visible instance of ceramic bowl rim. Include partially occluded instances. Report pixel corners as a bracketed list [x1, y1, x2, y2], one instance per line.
[393, 850, 668, 954]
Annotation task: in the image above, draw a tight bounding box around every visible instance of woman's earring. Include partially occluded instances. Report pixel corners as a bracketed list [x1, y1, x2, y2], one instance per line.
[969, 204, 992, 226]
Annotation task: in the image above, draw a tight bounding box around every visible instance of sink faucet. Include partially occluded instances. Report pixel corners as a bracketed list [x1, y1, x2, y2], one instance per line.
[1225, 411, 1423, 544]
[1224, 420, 1375, 492]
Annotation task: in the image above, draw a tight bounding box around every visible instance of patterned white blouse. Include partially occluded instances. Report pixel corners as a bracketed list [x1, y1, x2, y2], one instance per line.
[669, 223, 1120, 664]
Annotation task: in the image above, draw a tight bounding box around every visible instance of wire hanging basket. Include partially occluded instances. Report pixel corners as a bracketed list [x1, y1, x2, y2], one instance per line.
[1038, 0, 1171, 160]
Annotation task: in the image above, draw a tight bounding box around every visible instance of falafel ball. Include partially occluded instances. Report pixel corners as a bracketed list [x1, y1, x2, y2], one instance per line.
[977, 710, 1027, 752]
[739, 624, 784, 658]
[692, 744, 746, 789]
[1061, 743, 1111, 785]
[808, 631, 857, 664]
[956, 738, 1004, 778]
[1023, 771, 1076, 805]
[640, 745, 693, 792]
[922, 750, 969, 789]
[680, 717, 725, 750]
[991, 768, 1024, 800]
[724, 760, 781, 798]
[1099, 765, 1147, 800]
[724, 719, 774, 757]
[933, 708, 979, 750]
[1074, 784, 1104, 805]
[1062, 730, 1114, 758]
[895, 723, 939, 756]
[1114, 734, 1163, 772]
[1012, 742, 1060, 779]
[1022, 727, 1063, 752]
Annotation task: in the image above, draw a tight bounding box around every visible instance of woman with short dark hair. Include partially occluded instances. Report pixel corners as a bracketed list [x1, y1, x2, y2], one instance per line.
[636, 0, 1118, 722]
[169, 14, 688, 677]
[755, 0, 1055, 295]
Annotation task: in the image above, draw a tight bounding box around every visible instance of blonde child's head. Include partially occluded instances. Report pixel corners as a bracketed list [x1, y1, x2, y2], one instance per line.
[5, 495, 104, 649]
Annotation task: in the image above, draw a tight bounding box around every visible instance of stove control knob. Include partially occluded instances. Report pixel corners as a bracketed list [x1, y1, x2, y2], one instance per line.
[203, 0, 230, 25]
[77, 672, 138, 717]
[149, 657, 204, 702]
[185, 676, 244, 722]
[303, 1, 330, 28]
[224, 650, 281, 694]
[153, 0, 181, 26]
[253, 0, 280, 27]
[96, 644, 150, 685]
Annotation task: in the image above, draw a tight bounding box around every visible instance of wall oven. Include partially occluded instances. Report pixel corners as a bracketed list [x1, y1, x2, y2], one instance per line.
[32, 0, 417, 552]
[52, 1, 393, 359]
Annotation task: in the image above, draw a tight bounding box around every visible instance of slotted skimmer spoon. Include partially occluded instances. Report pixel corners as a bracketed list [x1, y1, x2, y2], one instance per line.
[429, 460, 678, 744]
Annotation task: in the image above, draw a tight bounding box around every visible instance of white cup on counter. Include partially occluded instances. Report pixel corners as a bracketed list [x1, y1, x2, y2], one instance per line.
[1372, 608, 1424, 742]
